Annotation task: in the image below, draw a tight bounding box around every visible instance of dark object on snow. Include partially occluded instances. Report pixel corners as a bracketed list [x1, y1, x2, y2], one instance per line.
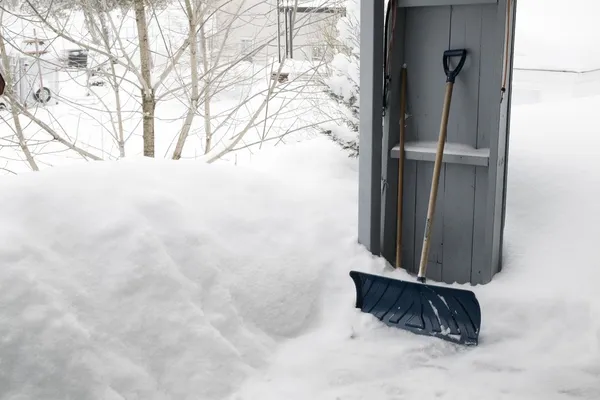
[33, 87, 51, 104]
[0, 71, 5, 96]
[350, 49, 482, 346]
[349, 271, 481, 346]
[65, 49, 88, 68]
[271, 71, 288, 83]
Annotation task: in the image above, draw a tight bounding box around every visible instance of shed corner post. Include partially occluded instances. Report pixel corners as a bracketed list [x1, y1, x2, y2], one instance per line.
[357, 0, 385, 256]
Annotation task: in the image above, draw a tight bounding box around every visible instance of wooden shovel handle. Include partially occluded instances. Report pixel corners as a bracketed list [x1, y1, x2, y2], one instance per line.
[417, 81, 455, 282]
[395, 65, 407, 269]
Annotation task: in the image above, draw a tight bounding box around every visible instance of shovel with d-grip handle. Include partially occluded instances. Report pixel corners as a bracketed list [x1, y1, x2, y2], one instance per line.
[417, 49, 467, 283]
[349, 49, 481, 346]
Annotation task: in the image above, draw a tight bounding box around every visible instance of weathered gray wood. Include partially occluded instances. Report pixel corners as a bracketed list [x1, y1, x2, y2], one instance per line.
[398, 0, 497, 6]
[414, 158, 445, 281]
[401, 160, 418, 273]
[494, 0, 517, 280]
[402, 6, 450, 281]
[471, 165, 489, 282]
[438, 5, 481, 283]
[358, 0, 385, 255]
[375, 0, 516, 284]
[472, 2, 503, 283]
[404, 6, 451, 145]
[379, 8, 407, 266]
[390, 141, 490, 167]
[497, 0, 518, 273]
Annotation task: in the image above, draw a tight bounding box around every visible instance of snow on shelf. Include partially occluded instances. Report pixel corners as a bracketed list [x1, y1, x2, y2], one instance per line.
[390, 140, 490, 167]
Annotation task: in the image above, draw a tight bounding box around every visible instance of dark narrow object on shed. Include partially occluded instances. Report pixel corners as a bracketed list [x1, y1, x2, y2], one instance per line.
[395, 64, 407, 269]
[0, 71, 5, 96]
[350, 49, 482, 346]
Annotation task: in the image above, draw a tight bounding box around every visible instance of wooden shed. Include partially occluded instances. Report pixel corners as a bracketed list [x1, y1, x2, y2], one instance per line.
[357, 0, 518, 285]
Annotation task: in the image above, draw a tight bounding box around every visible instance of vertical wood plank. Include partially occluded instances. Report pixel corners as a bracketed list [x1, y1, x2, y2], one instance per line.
[481, 0, 512, 283]
[401, 159, 418, 274]
[389, 0, 516, 285]
[442, 163, 475, 284]
[414, 161, 445, 281]
[440, 5, 482, 283]
[492, 0, 517, 279]
[404, 6, 452, 144]
[472, 3, 502, 283]
[404, 6, 451, 280]
[358, 0, 385, 255]
[380, 9, 407, 266]
[471, 165, 489, 282]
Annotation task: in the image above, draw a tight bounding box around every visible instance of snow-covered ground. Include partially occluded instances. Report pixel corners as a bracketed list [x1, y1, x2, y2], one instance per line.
[1, 1, 600, 398]
[1, 90, 600, 399]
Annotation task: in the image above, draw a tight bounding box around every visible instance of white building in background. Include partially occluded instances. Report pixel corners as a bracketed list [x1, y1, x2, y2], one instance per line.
[511, 67, 600, 106]
[211, 0, 346, 64]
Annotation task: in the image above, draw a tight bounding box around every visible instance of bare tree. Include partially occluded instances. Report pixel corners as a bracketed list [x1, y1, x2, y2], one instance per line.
[0, 0, 348, 171]
[168, 0, 347, 162]
[79, 0, 127, 156]
[313, 0, 360, 156]
[0, 10, 38, 171]
[0, 7, 105, 173]
[172, 0, 203, 160]
[133, 0, 155, 156]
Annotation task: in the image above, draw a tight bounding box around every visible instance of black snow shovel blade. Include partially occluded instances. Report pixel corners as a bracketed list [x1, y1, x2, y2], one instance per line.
[349, 271, 481, 346]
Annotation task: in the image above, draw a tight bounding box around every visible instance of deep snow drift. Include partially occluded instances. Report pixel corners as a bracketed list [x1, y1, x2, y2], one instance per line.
[233, 97, 600, 400]
[0, 138, 370, 400]
[1, 95, 600, 399]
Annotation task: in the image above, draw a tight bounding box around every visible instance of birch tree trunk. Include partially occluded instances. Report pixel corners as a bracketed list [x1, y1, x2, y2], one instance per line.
[134, 0, 155, 157]
[198, 18, 213, 154]
[172, 0, 200, 160]
[98, 12, 126, 157]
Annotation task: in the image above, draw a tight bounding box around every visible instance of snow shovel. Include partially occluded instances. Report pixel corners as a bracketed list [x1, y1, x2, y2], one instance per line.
[350, 49, 481, 346]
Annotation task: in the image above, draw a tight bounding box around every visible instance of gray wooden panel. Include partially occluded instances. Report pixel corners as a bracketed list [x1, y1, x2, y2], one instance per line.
[471, 3, 504, 283]
[439, 5, 482, 283]
[427, 262, 443, 281]
[414, 161, 445, 281]
[474, 4, 502, 151]
[480, 0, 512, 283]
[471, 165, 489, 282]
[357, 0, 385, 255]
[401, 159, 418, 273]
[497, 0, 518, 275]
[376, 0, 516, 285]
[446, 5, 481, 149]
[398, 0, 497, 6]
[442, 164, 476, 283]
[404, 6, 451, 144]
[380, 8, 407, 266]
[492, 0, 517, 279]
[404, 6, 451, 281]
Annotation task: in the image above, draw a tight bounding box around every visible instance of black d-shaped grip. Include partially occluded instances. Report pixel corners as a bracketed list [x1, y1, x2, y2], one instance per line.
[443, 49, 467, 83]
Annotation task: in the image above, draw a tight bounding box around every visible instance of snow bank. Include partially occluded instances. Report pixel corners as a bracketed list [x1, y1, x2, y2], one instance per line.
[3, 94, 600, 399]
[231, 96, 600, 399]
[0, 138, 366, 400]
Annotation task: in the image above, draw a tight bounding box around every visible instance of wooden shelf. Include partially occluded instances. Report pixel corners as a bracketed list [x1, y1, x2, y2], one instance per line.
[390, 141, 490, 167]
